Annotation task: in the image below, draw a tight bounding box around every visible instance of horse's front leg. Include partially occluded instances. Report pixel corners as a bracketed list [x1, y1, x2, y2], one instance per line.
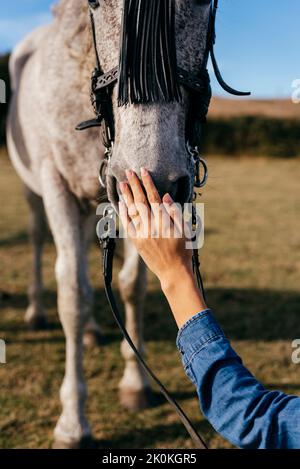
[118, 238, 152, 411]
[40, 159, 91, 448]
[24, 186, 48, 330]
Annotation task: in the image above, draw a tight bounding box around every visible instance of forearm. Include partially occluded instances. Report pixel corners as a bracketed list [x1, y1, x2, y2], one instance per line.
[177, 310, 300, 449]
[119, 169, 300, 448]
[160, 266, 207, 328]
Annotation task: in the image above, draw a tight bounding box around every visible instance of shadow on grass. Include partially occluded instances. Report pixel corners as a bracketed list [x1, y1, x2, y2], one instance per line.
[0, 230, 28, 247]
[111, 287, 300, 343]
[10, 333, 64, 345]
[0, 290, 61, 334]
[0, 290, 57, 311]
[96, 286, 300, 343]
[266, 383, 300, 392]
[134, 390, 198, 408]
[92, 420, 212, 449]
[0, 230, 54, 247]
[209, 287, 300, 341]
[2, 286, 300, 342]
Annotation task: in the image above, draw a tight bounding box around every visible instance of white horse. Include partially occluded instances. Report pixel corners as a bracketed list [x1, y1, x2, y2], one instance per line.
[7, 0, 212, 448]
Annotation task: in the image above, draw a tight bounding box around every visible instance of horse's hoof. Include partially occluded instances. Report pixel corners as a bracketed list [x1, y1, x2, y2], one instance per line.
[52, 440, 80, 450]
[52, 436, 95, 449]
[119, 387, 154, 411]
[83, 330, 105, 348]
[27, 315, 49, 331]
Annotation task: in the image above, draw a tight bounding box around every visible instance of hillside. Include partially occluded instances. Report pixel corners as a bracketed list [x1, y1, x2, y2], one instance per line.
[209, 97, 300, 120]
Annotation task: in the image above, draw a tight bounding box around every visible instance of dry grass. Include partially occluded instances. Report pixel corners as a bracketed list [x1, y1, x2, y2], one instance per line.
[210, 97, 300, 120]
[1, 148, 300, 449]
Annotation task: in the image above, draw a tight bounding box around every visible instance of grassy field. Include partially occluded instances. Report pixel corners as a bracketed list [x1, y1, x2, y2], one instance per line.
[1, 148, 300, 449]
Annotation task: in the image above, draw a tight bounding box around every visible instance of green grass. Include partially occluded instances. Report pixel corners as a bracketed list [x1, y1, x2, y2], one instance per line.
[1, 148, 300, 449]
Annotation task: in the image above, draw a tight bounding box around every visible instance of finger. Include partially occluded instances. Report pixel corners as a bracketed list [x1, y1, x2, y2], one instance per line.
[128, 206, 142, 231]
[126, 170, 149, 207]
[150, 203, 165, 238]
[140, 168, 163, 234]
[119, 181, 134, 209]
[119, 181, 142, 230]
[126, 170, 151, 229]
[140, 167, 161, 204]
[162, 193, 184, 234]
[119, 200, 136, 238]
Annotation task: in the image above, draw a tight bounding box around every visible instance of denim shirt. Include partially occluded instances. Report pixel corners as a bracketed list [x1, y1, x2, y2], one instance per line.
[176, 309, 300, 449]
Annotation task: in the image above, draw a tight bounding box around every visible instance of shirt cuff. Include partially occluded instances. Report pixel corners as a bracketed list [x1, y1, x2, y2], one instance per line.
[176, 309, 225, 369]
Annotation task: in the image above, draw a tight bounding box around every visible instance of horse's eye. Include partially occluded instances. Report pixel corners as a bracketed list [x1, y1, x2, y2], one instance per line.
[88, 0, 100, 9]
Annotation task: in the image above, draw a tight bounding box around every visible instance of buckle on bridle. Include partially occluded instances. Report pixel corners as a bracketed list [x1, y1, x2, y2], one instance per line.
[187, 144, 208, 189]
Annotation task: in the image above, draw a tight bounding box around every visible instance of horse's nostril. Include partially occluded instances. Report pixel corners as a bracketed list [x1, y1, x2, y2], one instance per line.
[168, 182, 178, 201]
[172, 176, 191, 205]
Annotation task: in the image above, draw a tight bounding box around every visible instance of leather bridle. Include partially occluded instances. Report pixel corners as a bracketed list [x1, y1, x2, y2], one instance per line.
[77, 0, 250, 450]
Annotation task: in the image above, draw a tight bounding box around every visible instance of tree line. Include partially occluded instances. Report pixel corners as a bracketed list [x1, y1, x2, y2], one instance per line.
[203, 116, 300, 158]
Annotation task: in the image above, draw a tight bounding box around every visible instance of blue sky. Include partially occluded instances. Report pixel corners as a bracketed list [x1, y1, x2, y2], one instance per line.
[0, 0, 299, 98]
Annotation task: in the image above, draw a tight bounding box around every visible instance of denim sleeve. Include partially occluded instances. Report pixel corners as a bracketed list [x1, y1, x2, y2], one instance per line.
[176, 309, 300, 449]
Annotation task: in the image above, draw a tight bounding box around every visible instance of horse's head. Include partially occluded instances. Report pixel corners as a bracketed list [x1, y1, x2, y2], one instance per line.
[90, 0, 212, 207]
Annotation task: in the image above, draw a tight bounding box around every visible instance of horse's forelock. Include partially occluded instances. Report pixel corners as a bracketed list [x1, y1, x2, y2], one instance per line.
[118, 0, 181, 106]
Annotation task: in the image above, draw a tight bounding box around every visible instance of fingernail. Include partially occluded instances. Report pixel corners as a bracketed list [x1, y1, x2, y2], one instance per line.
[163, 193, 173, 205]
[141, 167, 148, 177]
[119, 182, 127, 192]
[126, 169, 134, 178]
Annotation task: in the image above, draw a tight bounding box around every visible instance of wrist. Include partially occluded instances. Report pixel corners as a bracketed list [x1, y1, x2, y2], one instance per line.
[160, 262, 194, 295]
[160, 263, 207, 328]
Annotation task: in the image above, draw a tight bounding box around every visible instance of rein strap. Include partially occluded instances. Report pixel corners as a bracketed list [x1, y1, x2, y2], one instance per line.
[99, 235, 208, 450]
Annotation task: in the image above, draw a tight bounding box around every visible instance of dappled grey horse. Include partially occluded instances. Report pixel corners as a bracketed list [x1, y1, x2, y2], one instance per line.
[7, 0, 217, 448]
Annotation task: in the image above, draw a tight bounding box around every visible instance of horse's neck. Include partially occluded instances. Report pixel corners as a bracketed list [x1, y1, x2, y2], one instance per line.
[51, 0, 93, 85]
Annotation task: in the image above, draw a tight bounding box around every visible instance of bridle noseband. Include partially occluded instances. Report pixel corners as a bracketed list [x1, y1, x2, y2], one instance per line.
[77, 0, 250, 450]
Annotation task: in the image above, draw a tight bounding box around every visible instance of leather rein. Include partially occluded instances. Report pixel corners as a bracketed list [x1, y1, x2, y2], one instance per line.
[77, 0, 250, 450]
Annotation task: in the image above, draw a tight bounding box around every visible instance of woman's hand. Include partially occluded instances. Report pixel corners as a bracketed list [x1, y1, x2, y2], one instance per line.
[119, 168, 192, 287]
[119, 168, 207, 328]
